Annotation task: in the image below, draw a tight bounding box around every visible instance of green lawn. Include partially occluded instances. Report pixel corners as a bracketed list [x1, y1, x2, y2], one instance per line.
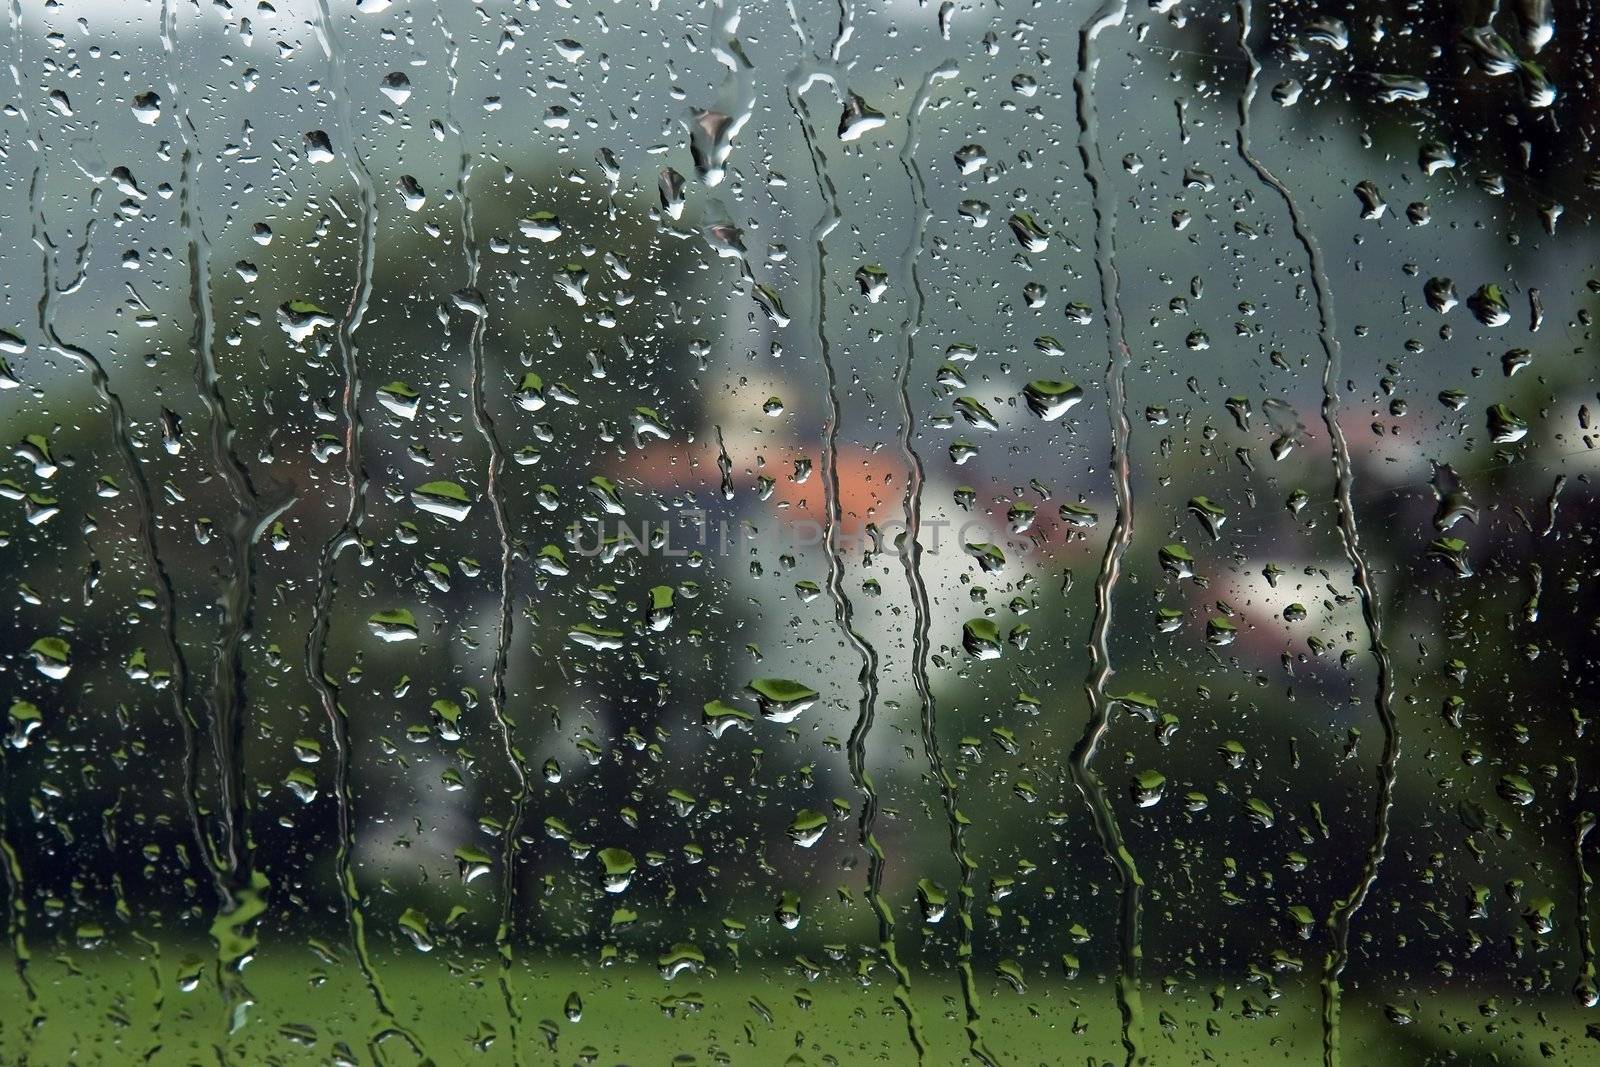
[0, 945, 1590, 1065]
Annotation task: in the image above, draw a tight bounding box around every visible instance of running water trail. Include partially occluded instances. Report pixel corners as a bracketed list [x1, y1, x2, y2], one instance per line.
[131, 930, 165, 1060]
[22, 5, 220, 974]
[782, 2, 940, 1056]
[29, 154, 218, 1032]
[7, 0, 22, 95]
[704, 0, 756, 191]
[3, 1, 36, 1020]
[441, 10, 532, 1052]
[715, 425, 734, 501]
[1070, 4, 1146, 1065]
[828, 0, 854, 63]
[1233, 5, 1399, 1063]
[1574, 808, 1596, 1007]
[303, 4, 425, 1058]
[31, 181, 216, 845]
[0, 747, 33, 1012]
[35, 201, 217, 912]
[165, 8, 274, 1022]
[890, 56, 967, 1065]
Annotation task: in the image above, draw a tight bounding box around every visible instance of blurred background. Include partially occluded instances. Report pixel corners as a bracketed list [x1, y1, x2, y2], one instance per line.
[0, 0, 1597, 1062]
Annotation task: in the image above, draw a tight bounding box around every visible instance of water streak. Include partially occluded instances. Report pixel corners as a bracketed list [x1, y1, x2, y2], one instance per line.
[704, 0, 756, 189]
[1576, 809, 1596, 1006]
[782, 37, 930, 1063]
[29, 159, 221, 973]
[168, 47, 261, 914]
[303, 2, 423, 1055]
[715, 425, 734, 501]
[888, 56, 965, 1064]
[1070, 4, 1146, 1065]
[782, 3, 969, 1053]
[5, 13, 36, 1025]
[164, 7, 287, 1035]
[1234, 6, 1400, 1063]
[443, 10, 532, 1051]
[0, 748, 33, 1010]
[131, 930, 164, 1061]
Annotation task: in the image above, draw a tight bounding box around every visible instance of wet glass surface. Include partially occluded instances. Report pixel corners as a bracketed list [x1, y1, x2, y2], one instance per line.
[1, 0, 1598, 1062]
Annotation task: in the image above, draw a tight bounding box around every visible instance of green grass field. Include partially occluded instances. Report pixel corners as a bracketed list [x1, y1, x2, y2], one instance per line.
[0, 942, 1592, 1065]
